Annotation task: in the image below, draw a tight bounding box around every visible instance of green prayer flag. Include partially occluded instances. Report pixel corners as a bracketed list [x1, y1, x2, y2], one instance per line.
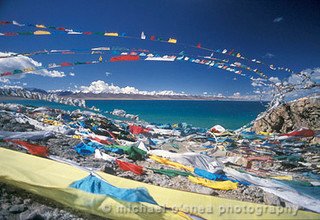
[149, 168, 194, 177]
[110, 145, 146, 161]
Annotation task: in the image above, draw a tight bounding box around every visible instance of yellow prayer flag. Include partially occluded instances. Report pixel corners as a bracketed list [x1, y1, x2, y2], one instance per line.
[72, 135, 82, 139]
[104, 32, 119, 37]
[168, 38, 177, 44]
[271, 175, 293, 181]
[34, 30, 51, 35]
[23, 67, 36, 72]
[188, 176, 238, 190]
[36, 24, 46, 28]
[149, 155, 194, 172]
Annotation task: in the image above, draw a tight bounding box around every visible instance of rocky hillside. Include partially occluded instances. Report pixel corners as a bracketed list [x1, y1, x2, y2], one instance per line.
[252, 96, 320, 133]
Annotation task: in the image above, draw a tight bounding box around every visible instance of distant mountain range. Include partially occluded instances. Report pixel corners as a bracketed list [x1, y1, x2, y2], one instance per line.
[0, 86, 265, 101]
[54, 91, 261, 101]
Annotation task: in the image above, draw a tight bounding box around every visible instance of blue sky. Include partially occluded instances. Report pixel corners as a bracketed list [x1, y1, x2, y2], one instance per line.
[0, 0, 319, 96]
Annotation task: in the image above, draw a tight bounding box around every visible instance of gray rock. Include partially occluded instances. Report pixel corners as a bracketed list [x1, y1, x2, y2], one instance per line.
[1, 203, 11, 210]
[103, 164, 116, 175]
[242, 186, 264, 202]
[189, 184, 214, 195]
[252, 96, 320, 133]
[20, 210, 45, 220]
[280, 198, 300, 210]
[264, 192, 281, 206]
[9, 204, 26, 214]
[0, 210, 10, 218]
[23, 199, 32, 205]
[14, 197, 23, 204]
[1, 192, 8, 199]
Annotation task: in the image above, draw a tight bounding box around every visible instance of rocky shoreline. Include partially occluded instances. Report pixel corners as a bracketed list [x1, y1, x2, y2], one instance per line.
[0, 98, 319, 219]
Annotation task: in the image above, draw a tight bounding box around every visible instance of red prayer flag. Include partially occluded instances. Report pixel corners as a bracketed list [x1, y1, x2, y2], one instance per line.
[281, 129, 315, 138]
[129, 125, 150, 135]
[106, 131, 117, 140]
[90, 136, 111, 145]
[0, 21, 11, 25]
[7, 140, 48, 157]
[116, 159, 143, 175]
[1, 72, 13, 76]
[62, 51, 75, 54]
[247, 156, 272, 162]
[228, 49, 234, 55]
[4, 32, 18, 36]
[60, 62, 73, 67]
[56, 27, 66, 31]
[110, 55, 140, 62]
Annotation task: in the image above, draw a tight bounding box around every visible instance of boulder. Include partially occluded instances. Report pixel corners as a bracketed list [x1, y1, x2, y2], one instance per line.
[252, 96, 320, 133]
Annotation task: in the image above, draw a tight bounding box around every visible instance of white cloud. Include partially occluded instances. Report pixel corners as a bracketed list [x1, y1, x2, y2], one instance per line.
[263, 53, 275, 58]
[0, 52, 65, 79]
[46, 70, 65, 77]
[269, 77, 281, 84]
[74, 86, 260, 101]
[250, 68, 319, 103]
[251, 77, 267, 87]
[233, 92, 241, 97]
[105, 72, 112, 77]
[288, 74, 303, 85]
[282, 68, 320, 89]
[265, 67, 320, 104]
[78, 80, 187, 96]
[1, 85, 23, 89]
[299, 68, 320, 83]
[0, 77, 10, 83]
[156, 90, 183, 96]
[273, 17, 283, 23]
[69, 72, 75, 76]
[251, 81, 261, 87]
